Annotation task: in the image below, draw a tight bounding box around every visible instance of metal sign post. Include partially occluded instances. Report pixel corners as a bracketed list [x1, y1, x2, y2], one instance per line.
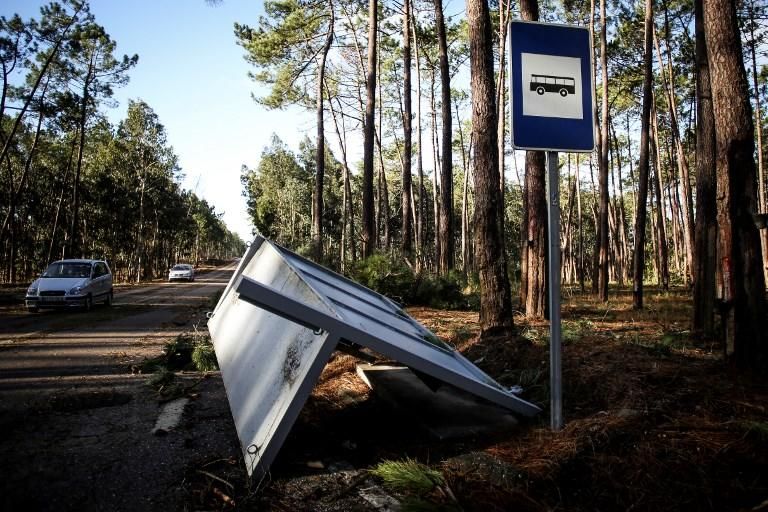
[546, 151, 563, 431]
[509, 20, 595, 431]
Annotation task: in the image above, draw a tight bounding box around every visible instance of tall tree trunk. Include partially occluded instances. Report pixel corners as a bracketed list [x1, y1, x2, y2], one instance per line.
[632, 0, 654, 309]
[328, 92, 354, 268]
[402, 0, 413, 259]
[519, 0, 547, 318]
[467, 0, 513, 338]
[413, 13, 425, 270]
[596, 0, 610, 301]
[435, 0, 453, 274]
[651, 117, 670, 290]
[456, 101, 471, 272]
[361, 0, 378, 258]
[376, 47, 390, 250]
[611, 120, 630, 284]
[654, 24, 694, 284]
[704, 0, 767, 369]
[496, 0, 512, 225]
[136, 180, 146, 283]
[693, 0, 717, 337]
[589, 0, 600, 295]
[523, 151, 547, 317]
[68, 55, 94, 259]
[313, 9, 334, 262]
[430, 69, 441, 270]
[48, 135, 77, 264]
[747, 0, 768, 284]
[576, 156, 585, 292]
[563, 156, 577, 284]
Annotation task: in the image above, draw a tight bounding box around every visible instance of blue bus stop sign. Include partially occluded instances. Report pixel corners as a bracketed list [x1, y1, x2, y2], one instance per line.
[509, 20, 595, 152]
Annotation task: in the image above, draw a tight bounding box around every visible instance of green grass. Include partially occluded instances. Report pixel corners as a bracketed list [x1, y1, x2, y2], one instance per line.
[371, 459, 445, 494]
[141, 332, 218, 374]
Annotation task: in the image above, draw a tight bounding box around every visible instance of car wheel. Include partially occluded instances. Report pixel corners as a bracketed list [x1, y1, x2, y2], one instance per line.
[83, 295, 93, 312]
[105, 290, 113, 307]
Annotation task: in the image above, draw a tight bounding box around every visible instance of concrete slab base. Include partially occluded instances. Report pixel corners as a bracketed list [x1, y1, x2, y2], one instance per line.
[357, 364, 518, 440]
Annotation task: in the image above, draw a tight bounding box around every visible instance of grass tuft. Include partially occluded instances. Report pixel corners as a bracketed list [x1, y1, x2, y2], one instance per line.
[371, 459, 445, 494]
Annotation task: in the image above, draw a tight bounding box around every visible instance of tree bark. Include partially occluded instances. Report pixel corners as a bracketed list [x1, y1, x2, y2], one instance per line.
[651, 102, 670, 290]
[413, 13, 425, 270]
[519, 0, 547, 318]
[430, 68, 441, 270]
[313, 9, 334, 262]
[402, 0, 413, 259]
[747, 0, 768, 284]
[361, 0, 378, 258]
[496, 0, 512, 225]
[456, 101, 471, 272]
[655, 22, 694, 284]
[693, 0, 717, 337]
[632, 0, 654, 309]
[704, 0, 768, 369]
[467, 0, 513, 337]
[523, 151, 547, 317]
[596, 0, 610, 301]
[435, 0, 453, 274]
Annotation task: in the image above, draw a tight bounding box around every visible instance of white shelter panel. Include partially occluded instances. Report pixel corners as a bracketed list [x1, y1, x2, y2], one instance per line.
[209, 236, 542, 479]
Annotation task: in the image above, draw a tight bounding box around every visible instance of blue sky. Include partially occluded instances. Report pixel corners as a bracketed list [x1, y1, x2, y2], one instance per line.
[4, 0, 315, 241]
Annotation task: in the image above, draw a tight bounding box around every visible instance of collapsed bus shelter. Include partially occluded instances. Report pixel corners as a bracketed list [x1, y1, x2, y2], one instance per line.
[207, 236, 541, 478]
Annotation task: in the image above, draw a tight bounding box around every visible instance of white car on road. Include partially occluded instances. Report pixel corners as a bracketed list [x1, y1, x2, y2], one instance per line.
[168, 264, 195, 282]
[25, 259, 113, 313]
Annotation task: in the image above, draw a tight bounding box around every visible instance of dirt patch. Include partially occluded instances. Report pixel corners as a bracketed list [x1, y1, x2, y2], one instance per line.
[49, 390, 132, 412]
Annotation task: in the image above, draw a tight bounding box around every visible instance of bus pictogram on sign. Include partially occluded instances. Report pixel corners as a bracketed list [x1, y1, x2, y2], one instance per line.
[530, 74, 576, 97]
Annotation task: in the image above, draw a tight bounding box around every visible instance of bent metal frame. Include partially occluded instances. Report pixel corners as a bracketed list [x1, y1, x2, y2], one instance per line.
[208, 235, 541, 479]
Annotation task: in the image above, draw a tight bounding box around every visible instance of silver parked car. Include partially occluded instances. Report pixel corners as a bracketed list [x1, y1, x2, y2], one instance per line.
[168, 263, 195, 282]
[25, 259, 113, 313]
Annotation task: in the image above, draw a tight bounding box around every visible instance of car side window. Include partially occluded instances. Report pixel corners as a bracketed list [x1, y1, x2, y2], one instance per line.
[94, 263, 106, 277]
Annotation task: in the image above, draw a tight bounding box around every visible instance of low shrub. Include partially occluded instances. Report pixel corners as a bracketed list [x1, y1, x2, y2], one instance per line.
[348, 254, 478, 310]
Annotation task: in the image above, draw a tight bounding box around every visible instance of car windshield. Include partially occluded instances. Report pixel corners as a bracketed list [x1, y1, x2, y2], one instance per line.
[172, 265, 189, 271]
[42, 262, 92, 278]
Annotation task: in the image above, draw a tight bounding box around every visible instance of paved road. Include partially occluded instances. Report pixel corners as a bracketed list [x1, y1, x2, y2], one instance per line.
[0, 264, 239, 511]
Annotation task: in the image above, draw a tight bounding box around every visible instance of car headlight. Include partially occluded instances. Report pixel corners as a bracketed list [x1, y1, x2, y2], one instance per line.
[27, 285, 37, 296]
[69, 286, 83, 295]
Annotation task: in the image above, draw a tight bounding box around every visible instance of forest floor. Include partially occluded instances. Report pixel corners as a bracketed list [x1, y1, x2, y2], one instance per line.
[2, 283, 766, 511]
[194, 287, 768, 512]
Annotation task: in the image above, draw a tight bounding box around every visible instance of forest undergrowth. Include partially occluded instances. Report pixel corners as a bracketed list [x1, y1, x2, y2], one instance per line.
[187, 287, 767, 511]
